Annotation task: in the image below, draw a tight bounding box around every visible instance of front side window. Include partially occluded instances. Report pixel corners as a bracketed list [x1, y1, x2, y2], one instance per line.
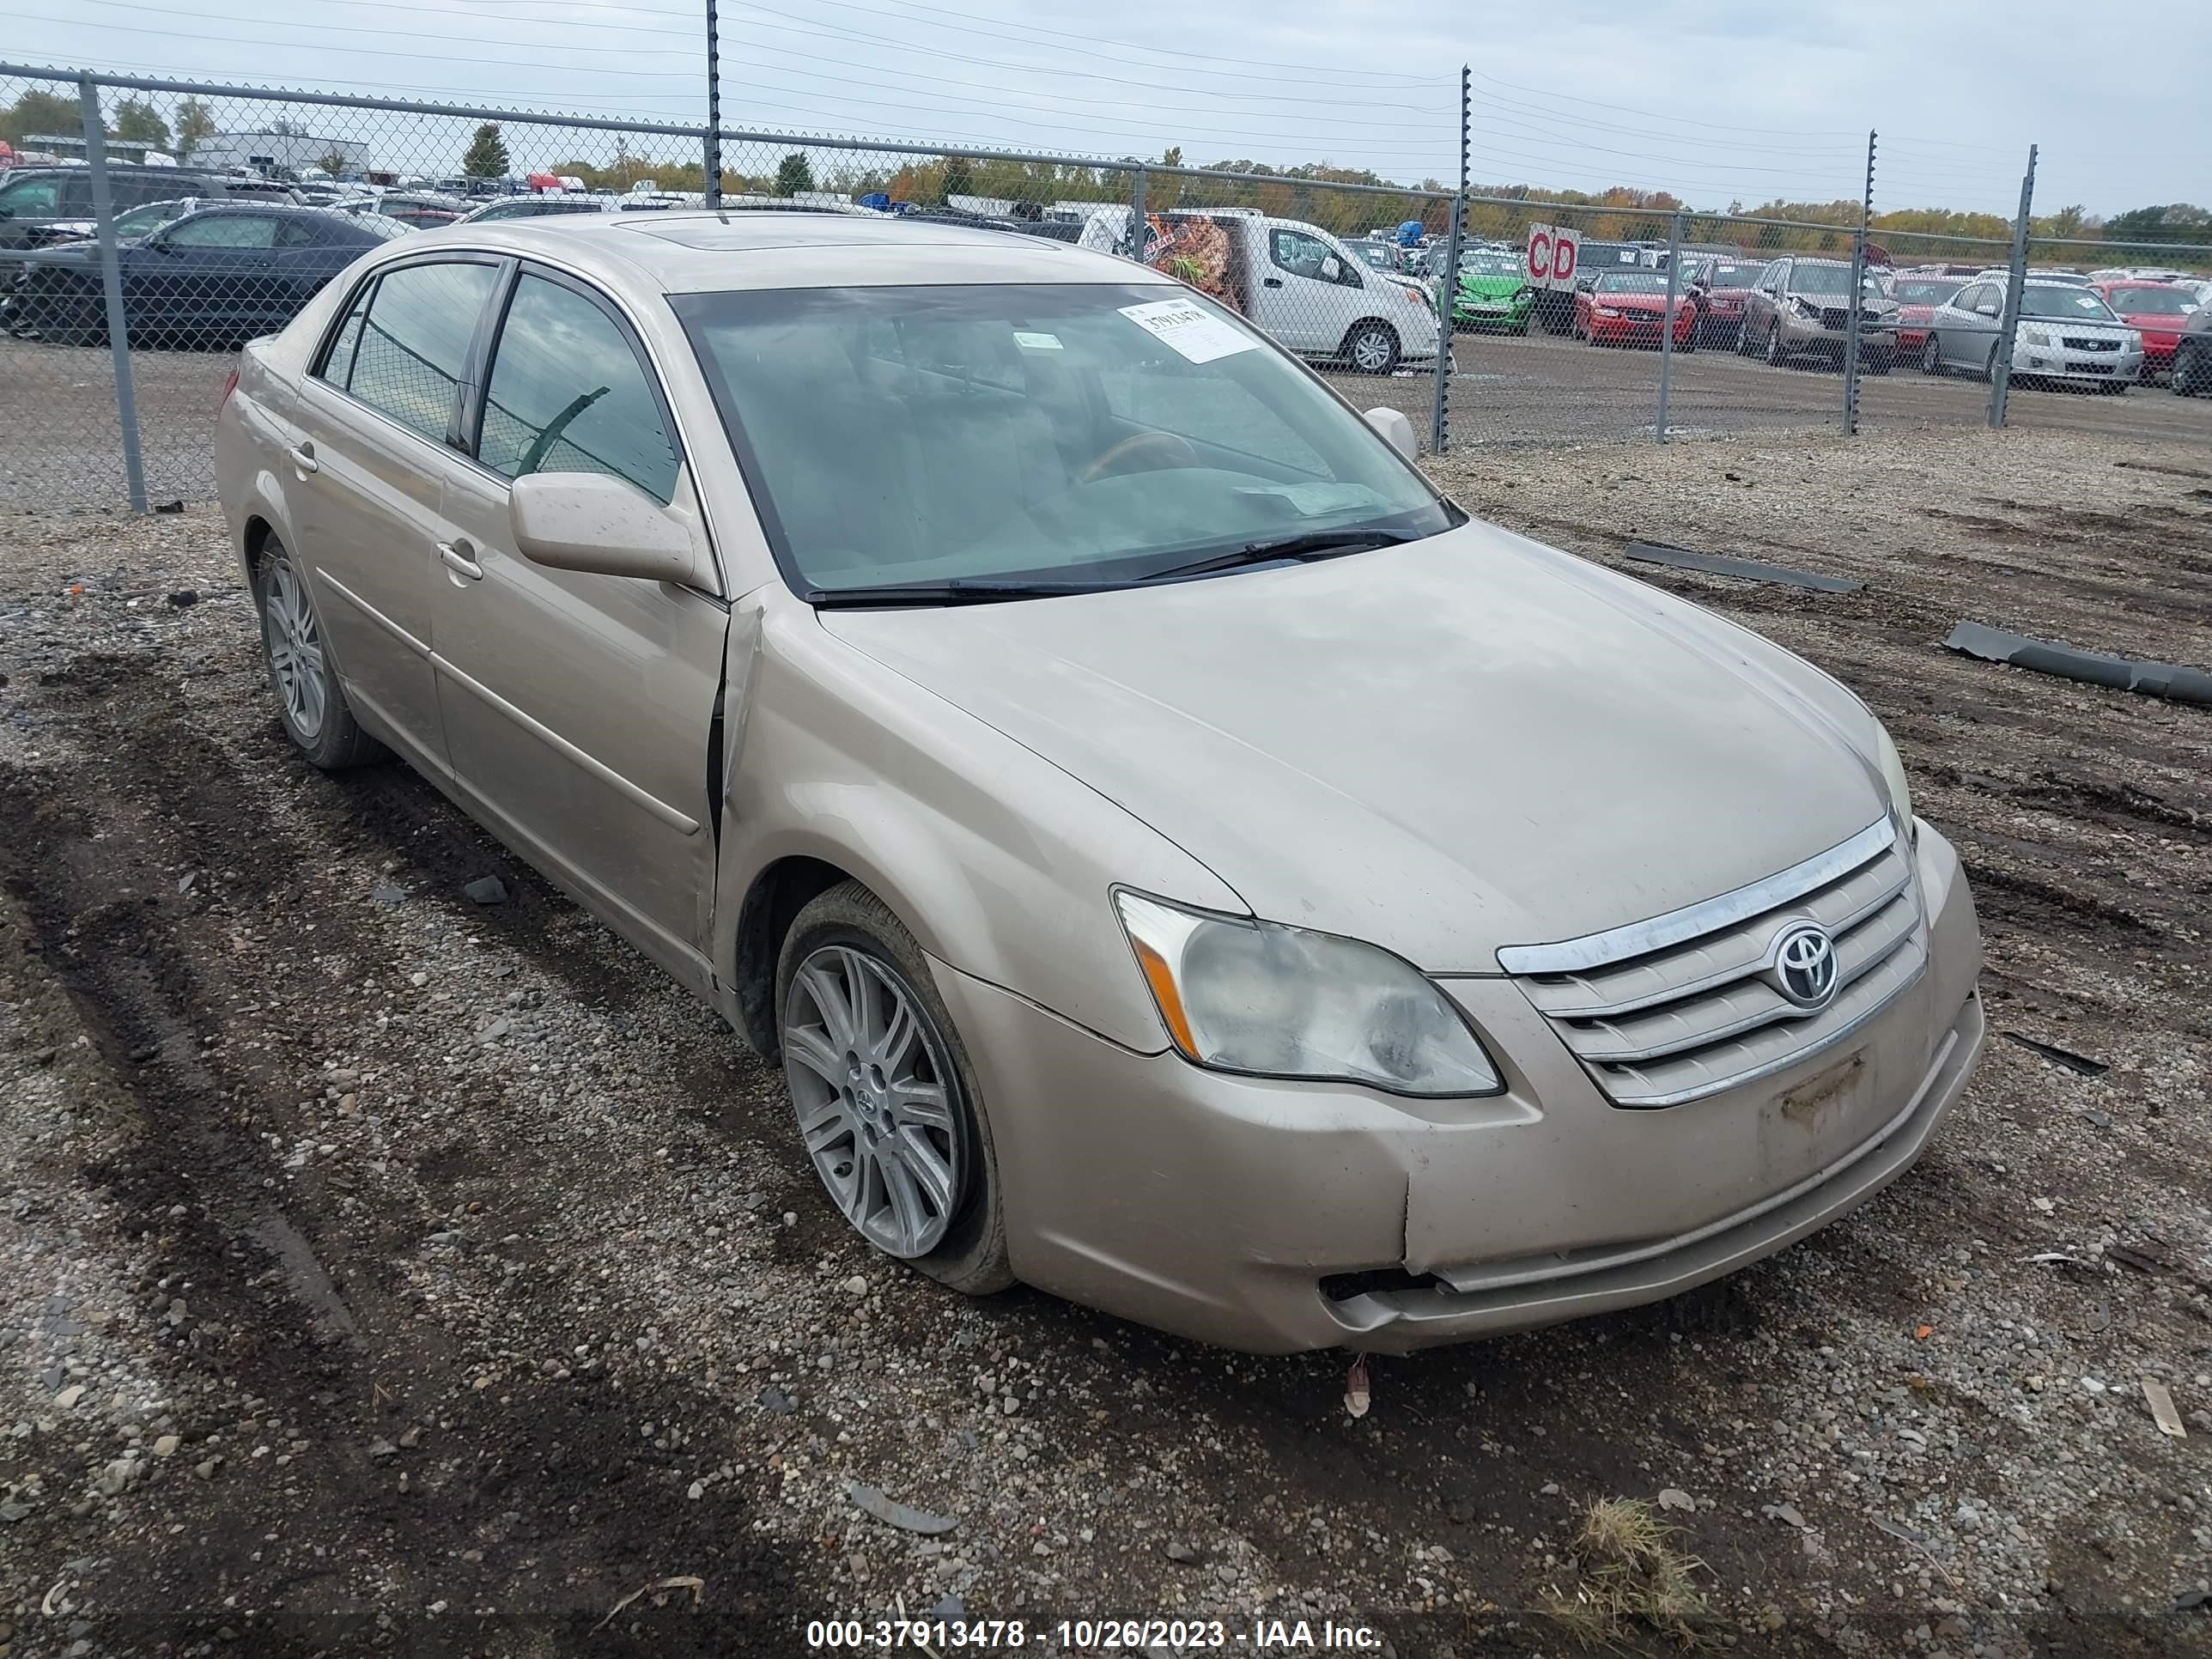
[163, 214, 281, 250]
[675, 282, 1453, 599]
[0, 177, 63, 216]
[478, 274, 678, 502]
[1270, 228, 1358, 286]
[344, 260, 497, 442]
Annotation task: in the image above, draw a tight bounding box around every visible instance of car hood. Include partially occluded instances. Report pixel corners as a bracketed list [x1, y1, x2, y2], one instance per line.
[2114, 312, 2185, 332]
[818, 522, 1887, 969]
[1455, 273, 1524, 297]
[1592, 293, 1682, 312]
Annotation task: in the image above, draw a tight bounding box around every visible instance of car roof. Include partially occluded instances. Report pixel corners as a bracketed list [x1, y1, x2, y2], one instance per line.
[416, 210, 1175, 293]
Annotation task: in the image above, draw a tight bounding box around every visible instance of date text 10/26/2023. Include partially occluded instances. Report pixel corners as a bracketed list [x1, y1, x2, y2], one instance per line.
[805, 1618, 1385, 1650]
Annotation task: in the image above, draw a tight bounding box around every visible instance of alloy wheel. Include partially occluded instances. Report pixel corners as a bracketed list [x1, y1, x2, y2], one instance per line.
[263, 556, 329, 740]
[1922, 334, 1942, 375]
[782, 945, 964, 1259]
[1349, 326, 1395, 374]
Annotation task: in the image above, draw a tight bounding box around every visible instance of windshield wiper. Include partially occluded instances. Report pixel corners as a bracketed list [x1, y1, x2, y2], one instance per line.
[804, 577, 1124, 607]
[1139, 527, 1418, 583]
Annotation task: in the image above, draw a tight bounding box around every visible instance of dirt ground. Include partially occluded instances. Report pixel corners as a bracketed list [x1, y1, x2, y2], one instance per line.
[0, 428, 2208, 1658]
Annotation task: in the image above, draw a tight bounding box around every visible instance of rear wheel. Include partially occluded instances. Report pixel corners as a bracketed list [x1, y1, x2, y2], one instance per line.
[1765, 325, 1789, 368]
[1983, 343, 2001, 383]
[255, 539, 385, 769]
[2175, 344, 2205, 397]
[1921, 334, 1943, 375]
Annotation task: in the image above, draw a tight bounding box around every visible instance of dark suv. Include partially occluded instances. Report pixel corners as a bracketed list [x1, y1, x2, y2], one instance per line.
[0, 166, 240, 262]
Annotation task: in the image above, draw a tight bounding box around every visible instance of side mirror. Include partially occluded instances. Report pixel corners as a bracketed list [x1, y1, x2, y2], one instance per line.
[1364, 405, 1418, 463]
[509, 471, 712, 588]
[1319, 254, 1343, 282]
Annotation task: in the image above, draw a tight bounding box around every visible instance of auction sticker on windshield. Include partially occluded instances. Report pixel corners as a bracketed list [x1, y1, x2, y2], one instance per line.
[1118, 297, 1257, 364]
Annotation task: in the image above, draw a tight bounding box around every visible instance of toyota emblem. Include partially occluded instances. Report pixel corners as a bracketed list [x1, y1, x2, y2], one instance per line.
[1772, 921, 1840, 1011]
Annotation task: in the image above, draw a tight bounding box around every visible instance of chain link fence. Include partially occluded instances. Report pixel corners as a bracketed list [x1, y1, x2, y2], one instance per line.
[4, 64, 2210, 512]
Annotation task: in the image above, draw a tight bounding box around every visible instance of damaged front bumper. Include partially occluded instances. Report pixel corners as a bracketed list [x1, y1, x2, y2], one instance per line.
[933, 824, 1984, 1354]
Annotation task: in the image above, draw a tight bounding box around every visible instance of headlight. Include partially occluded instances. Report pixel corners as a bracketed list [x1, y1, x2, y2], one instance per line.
[1114, 891, 1504, 1097]
[1593, 305, 1620, 318]
[2021, 327, 2052, 347]
[1792, 296, 1821, 318]
[1874, 723, 1914, 836]
[1513, 284, 1534, 301]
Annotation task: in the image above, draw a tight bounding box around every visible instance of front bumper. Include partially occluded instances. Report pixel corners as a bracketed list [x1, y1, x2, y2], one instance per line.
[1454, 295, 1532, 329]
[939, 824, 1985, 1353]
[1780, 318, 1897, 358]
[1588, 313, 1692, 346]
[2013, 342, 2142, 384]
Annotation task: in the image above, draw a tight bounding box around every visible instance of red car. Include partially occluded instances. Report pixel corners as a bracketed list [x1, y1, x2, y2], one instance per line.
[1889, 275, 1969, 356]
[2093, 282, 2200, 380]
[1686, 257, 1769, 347]
[1574, 270, 1697, 349]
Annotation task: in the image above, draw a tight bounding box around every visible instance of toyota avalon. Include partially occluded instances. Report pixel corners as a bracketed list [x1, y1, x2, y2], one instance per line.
[216, 214, 1984, 1353]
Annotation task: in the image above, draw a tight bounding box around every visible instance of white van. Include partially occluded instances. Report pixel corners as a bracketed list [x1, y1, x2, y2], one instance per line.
[1133, 208, 1443, 373]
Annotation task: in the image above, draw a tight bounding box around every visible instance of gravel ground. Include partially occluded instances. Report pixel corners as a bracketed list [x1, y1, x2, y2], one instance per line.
[0, 428, 2208, 1658]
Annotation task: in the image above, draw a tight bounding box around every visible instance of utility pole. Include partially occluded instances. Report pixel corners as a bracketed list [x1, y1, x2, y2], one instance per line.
[1990, 144, 2038, 428]
[1428, 65, 1469, 455]
[1843, 129, 1875, 435]
[703, 0, 722, 208]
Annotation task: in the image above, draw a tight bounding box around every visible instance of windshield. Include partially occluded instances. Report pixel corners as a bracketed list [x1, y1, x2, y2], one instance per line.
[676, 282, 1452, 598]
[1593, 272, 1673, 295]
[1458, 253, 1522, 276]
[1790, 264, 1881, 297]
[1350, 244, 1394, 266]
[115, 198, 198, 236]
[2021, 286, 2119, 321]
[1893, 279, 1965, 305]
[2106, 285, 2197, 315]
[1706, 262, 1764, 286]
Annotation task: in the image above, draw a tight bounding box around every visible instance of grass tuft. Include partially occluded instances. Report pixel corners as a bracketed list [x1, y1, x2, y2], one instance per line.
[1536, 1497, 1715, 1652]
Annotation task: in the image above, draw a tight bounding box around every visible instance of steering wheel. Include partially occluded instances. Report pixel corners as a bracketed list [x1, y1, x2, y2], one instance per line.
[1078, 429, 1199, 484]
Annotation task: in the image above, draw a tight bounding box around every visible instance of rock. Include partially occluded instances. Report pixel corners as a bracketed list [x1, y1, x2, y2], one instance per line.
[371, 883, 408, 904]
[1164, 1540, 1202, 1565]
[152, 1434, 180, 1457]
[1658, 1488, 1697, 1513]
[688, 1480, 705, 1499]
[757, 1386, 796, 1415]
[1762, 1503, 1808, 1529]
[398, 1426, 422, 1449]
[368, 1438, 398, 1461]
[96, 1457, 133, 1497]
[167, 588, 199, 607]
[464, 876, 508, 905]
[194, 1458, 219, 1480]
[53, 1384, 84, 1410]
[0, 1499, 31, 1522]
[843, 1275, 870, 1297]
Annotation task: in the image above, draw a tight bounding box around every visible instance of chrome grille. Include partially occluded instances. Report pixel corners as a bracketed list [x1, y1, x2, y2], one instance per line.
[1499, 819, 1922, 1109]
[2063, 337, 2119, 352]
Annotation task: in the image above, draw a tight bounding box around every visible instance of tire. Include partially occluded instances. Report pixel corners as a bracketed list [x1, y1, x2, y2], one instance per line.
[1736, 320, 1758, 357]
[2175, 345, 2204, 398]
[1982, 343, 2000, 384]
[1342, 322, 1400, 375]
[1678, 330, 1697, 356]
[254, 538, 385, 769]
[775, 880, 1013, 1295]
[1921, 334, 1944, 376]
[1765, 325, 1789, 368]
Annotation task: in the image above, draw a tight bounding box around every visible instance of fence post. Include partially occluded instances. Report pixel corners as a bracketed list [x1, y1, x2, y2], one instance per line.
[1989, 144, 2037, 429]
[79, 74, 147, 514]
[1656, 209, 1682, 443]
[1126, 166, 1147, 260]
[1428, 64, 1470, 455]
[1843, 129, 1875, 436]
[703, 0, 722, 206]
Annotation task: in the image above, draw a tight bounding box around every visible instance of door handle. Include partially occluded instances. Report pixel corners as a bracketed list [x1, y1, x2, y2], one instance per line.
[287, 441, 317, 474]
[438, 540, 483, 582]
[1262, 276, 1284, 288]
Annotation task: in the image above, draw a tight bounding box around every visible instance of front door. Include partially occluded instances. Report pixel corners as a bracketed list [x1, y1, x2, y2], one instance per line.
[286, 255, 501, 771]
[1261, 226, 1360, 353]
[431, 265, 726, 993]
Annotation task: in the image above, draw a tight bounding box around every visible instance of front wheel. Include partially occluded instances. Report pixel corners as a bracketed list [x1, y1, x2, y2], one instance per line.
[1765, 325, 1789, 368]
[1921, 334, 1944, 375]
[775, 880, 1012, 1294]
[255, 539, 385, 769]
[1342, 323, 1400, 375]
[2173, 347, 2204, 397]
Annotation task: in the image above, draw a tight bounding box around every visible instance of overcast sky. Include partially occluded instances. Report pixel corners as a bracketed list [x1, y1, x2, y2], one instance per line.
[7, 0, 2205, 216]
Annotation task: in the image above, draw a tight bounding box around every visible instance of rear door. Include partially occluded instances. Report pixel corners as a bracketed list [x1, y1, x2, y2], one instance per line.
[287, 255, 502, 770]
[432, 263, 726, 993]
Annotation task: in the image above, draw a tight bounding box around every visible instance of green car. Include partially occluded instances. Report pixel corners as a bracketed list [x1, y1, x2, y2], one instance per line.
[1448, 250, 1537, 333]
